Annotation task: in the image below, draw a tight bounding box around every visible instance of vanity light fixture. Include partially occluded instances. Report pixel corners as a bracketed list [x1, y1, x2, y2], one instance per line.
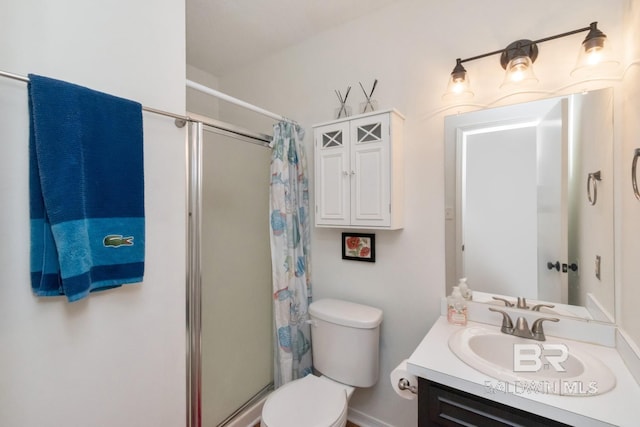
[443, 22, 617, 100]
[442, 58, 473, 101]
[571, 22, 619, 77]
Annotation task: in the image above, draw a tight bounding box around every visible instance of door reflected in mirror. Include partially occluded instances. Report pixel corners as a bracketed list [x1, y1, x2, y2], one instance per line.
[444, 88, 614, 322]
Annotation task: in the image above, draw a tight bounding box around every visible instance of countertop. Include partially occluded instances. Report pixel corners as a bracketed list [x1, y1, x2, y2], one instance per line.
[407, 316, 640, 427]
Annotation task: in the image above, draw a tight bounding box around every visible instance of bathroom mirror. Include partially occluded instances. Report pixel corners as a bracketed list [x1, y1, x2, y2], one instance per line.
[444, 88, 615, 323]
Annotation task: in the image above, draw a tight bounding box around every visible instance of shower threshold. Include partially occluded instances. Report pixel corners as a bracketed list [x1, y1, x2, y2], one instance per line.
[217, 382, 274, 427]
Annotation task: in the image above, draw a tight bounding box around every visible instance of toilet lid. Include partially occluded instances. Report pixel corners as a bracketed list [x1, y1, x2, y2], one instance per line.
[262, 375, 348, 427]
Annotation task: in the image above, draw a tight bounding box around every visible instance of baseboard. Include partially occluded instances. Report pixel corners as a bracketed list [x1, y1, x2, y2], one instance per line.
[347, 408, 395, 427]
[617, 328, 640, 387]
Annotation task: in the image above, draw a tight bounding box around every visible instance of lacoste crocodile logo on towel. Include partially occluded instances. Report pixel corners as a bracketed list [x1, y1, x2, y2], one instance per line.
[103, 234, 134, 248]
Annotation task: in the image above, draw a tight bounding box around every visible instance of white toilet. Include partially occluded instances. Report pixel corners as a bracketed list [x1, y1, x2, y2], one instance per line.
[261, 298, 383, 427]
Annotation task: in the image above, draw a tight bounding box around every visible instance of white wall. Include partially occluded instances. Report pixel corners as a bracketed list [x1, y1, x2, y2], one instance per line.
[621, 0, 640, 346]
[187, 64, 220, 118]
[0, 2, 186, 427]
[214, 1, 626, 426]
[571, 89, 615, 313]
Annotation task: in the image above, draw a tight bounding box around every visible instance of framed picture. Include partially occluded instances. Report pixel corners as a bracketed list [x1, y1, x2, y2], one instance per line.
[342, 232, 375, 262]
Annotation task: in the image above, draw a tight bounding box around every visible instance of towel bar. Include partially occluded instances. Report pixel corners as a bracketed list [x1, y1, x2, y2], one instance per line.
[0, 69, 187, 127]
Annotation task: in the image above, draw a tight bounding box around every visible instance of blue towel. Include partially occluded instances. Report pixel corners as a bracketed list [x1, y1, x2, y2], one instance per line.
[28, 74, 145, 302]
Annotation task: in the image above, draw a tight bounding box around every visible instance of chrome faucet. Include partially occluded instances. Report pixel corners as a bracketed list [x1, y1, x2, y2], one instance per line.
[488, 307, 559, 341]
[492, 296, 556, 312]
[531, 303, 556, 312]
[492, 296, 514, 307]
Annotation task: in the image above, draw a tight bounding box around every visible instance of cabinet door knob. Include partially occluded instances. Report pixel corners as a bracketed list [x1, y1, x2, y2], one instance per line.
[343, 171, 349, 176]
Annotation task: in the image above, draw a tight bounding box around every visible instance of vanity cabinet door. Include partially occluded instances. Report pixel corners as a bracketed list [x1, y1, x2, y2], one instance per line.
[418, 378, 571, 427]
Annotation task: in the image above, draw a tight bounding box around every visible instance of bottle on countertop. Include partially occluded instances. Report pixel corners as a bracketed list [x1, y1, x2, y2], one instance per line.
[447, 285, 468, 326]
[458, 277, 472, 301]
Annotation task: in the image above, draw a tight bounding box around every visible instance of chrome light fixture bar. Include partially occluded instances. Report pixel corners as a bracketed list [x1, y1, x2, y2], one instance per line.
[443, 22, 618, 101]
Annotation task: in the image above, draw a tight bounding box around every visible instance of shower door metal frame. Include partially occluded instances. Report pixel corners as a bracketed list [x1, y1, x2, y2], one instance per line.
[187, 120, 203, 427]
[186, 115, 272, 427]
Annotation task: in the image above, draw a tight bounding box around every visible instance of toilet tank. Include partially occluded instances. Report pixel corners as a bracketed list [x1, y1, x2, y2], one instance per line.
[309, 299, 383, 388]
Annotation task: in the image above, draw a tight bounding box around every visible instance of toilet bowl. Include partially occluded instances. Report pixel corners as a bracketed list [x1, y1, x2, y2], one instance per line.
[261, 299, 383, 427]
[261, 375, 354, 427]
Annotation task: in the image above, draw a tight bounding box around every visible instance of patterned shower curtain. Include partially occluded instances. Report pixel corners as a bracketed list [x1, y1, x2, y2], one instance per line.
[269, 121, 313, 388]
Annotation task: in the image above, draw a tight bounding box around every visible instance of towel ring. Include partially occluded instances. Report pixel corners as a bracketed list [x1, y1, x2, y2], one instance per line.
[587, 171, 601, 206]
[633, 149, 640, 201]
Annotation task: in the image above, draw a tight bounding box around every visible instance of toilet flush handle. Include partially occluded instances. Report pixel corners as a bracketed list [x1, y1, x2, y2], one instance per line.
[304, 319, 317, 327]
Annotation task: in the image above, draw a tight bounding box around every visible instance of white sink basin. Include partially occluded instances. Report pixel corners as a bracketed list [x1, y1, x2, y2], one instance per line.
[448, 326, 616, 396]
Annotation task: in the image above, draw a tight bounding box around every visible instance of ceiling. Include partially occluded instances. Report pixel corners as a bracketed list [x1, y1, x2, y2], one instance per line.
[186, 0, 400, 76]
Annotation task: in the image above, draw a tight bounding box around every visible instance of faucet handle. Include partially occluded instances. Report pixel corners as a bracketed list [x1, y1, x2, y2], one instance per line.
[488, 307, 514, 334]
[492, 297, 515, 307]
[531, 317, 560, 341]
[531, 303, 555, 312]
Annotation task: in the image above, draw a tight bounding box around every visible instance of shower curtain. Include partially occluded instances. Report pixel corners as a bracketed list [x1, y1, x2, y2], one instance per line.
[269, 121, 313, 388]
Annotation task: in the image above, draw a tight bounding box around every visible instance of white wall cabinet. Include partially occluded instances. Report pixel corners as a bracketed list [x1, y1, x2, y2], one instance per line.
[313, 109, 404, 229]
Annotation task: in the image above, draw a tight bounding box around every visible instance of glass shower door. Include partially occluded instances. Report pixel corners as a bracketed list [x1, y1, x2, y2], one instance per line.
[200, 125, 273, 426]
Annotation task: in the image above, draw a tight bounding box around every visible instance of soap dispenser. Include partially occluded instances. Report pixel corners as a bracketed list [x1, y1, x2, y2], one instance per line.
[447, 286, 468, 326]
[458, 277, 472, 301]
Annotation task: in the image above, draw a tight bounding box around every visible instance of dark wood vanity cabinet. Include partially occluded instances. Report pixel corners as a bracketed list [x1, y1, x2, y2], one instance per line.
[418, 378, 571, 427]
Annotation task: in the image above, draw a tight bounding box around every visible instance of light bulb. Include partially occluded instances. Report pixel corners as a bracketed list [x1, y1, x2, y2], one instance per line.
[585, 47, 603, 66]
[451, 78, 466, 94]
[500, 55, 538, 88]
[509, 57, 530, 81]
